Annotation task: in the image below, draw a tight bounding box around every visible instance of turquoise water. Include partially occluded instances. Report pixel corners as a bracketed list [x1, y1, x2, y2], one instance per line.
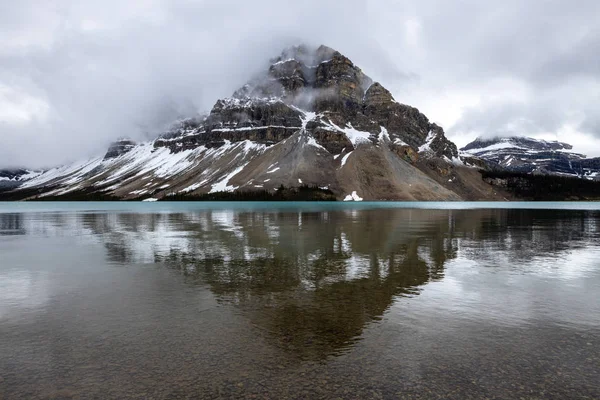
[1, 203, 599, 398]
[1, 201, 600, 214]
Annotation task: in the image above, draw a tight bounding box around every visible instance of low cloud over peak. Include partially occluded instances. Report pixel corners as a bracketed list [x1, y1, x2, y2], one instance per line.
[1, 0, 599, 168]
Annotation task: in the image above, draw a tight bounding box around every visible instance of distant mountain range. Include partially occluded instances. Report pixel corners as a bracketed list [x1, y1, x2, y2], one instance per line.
[1, 45, 599, 201]
[461, 137, 600, 180]
[0, 169, 42, 190]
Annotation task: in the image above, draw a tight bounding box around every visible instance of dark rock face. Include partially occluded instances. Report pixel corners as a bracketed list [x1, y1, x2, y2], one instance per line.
[313, 51, 372, 114]
[155, 44, 459, 160]
[0, 169, 30, 181]
[461, 136, 600, 180]
[269, 60, 306, 94]
[155, 99, 304, 152]
[311, 128, 354, 154]
[459, 155, 489, 170]
[391, 144, 419, 164]
[574, 158, 600, 180]
[104, 139, 137, 160]
[363, 83, 393, 107]
[427, 124, 459, 160]
[206, 99, 303, 130]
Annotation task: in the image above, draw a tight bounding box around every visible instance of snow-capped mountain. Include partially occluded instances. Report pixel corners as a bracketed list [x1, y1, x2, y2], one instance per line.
[2, 45, 509, 201]
[461, 137, 600, 180]
[0, 169, 43, 190]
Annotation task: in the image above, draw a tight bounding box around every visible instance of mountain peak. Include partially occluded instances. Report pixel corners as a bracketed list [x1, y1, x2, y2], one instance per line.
[5, 43, 494, 202]
[231, 44, 372, 111]
[269, 44, 338, 67]
[195, 44, 459, 160]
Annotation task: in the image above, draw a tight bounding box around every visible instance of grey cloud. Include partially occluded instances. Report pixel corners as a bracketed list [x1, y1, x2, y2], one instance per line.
[389, 0, 600, 144]
[1, 0, 599, 167]
[452, 101, 569, 138]
[532, 29, 600, 88]
[405, 0, 600, 84]
[580, 111, 600, 137]
[0, 0, 395, 168]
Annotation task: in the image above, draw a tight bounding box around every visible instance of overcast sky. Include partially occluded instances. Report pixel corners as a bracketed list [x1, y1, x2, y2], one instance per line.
[1, 0, 599, 168]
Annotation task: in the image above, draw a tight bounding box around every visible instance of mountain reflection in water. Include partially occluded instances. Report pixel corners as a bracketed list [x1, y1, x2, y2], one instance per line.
[1, 206, 599, 399]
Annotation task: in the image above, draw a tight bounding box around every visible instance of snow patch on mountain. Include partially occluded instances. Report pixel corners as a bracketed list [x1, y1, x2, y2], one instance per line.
[181, 179, 210, 193]
[340, 151, 354, 168]
[209, 163, 248, 193]
[378, 126, 390, 143]
[343, 191, 363, 201]
[22, 157, 104, 189]
[463, 140, 524, 154]
[418, 130, 436, 153]
[321, 120, 372, 147]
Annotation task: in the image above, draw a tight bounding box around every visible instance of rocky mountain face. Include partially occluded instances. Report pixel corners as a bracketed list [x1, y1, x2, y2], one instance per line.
[104, 139, 137, 160]
[2, 45, 507, 201]
[154, 45, 458, 160]
[461, 137, 600, 181]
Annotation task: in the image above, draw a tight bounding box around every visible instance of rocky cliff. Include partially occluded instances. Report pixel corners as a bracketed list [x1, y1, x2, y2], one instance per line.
[155, 45, 458, 160]
[104, 139, 137, 160]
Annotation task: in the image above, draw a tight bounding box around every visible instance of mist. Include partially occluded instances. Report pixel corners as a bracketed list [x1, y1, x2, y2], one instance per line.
[1, 0, 599, 168]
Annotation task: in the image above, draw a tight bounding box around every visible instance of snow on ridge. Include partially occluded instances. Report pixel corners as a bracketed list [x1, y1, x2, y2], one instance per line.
[464, 136, 581, 155]
[418, 130, 436, 153]
[340, 151, 354, 168]
[209, 163, 249, 193]
[378, 126, 410, 147]
[378, 126, 390, 143]
[272, 58, 295, 66]
[300, 111, 317, 129]
[322, 120, 372, 147]
[297, 111, 329, 152]
[463, 141, 525, 154]
[41, 184, 84, 197]
[21, 157, 104, 189]
[340, 123, 371, 146]
[134, 146, 197, 179]
[181, 179, 210, 194]
[16, 170, 43, 181]
[238, 139, 268, 156]
[212, 125, 301, 133]
[176, 140, 265, 194]
[219, 97, 283, 108]
[305, 136, 327, 151]
[16, 112, 270, 196]
[22, 141, 202, 193]
[444, 155, 465, 166]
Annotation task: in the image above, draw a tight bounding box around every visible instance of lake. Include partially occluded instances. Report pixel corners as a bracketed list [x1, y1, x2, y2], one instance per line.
[1, 202, 599, 399]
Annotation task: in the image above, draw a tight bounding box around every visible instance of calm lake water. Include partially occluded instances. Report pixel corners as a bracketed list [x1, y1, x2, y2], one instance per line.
[1, 202, 599, 399]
